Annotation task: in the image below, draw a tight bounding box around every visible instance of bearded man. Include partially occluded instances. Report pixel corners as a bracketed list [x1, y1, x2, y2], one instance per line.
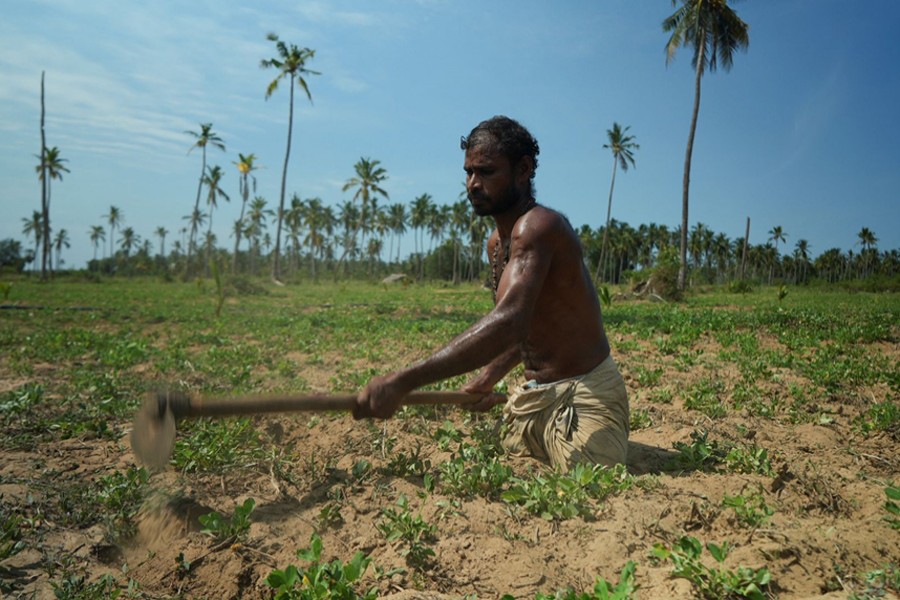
[355, 116, 629, 470]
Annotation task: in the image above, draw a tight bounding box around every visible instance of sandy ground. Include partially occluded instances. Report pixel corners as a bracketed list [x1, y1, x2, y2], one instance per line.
[1, 320, 898, 599]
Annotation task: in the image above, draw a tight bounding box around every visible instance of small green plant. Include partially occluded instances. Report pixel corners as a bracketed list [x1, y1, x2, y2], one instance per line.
[777, 285, 788, 301]
[381, 443, 432, 478]
[598, 285, 613, 309]
[501, 464, 633, 522]
[884, 483, 900, 530]
[50, 571, 122, 599]
[0, 281, 11, 301]
[722, 486, 775, 529]
[667, 430, 726, 472]
[96, 466, 150, 540]
[629, 408, 652, 431]
[652, 536, 772, 600]
[633, 365, 663, 387]
[1, 498, 26, 589]
[854, 401, 900, 439]
[724, 445, 775, 477]
[522, 560, 638, 599]
[199, 497, 255, 543]
[376, 494, 437, 568]
[211, 258, 226, 317]
[683, 379, 727, 419]
[266, 533, 377, 600]
[848, 564, 900, 600]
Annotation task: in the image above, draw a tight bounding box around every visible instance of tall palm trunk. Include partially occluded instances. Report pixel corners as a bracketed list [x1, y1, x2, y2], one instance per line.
[40, 72, 49, 280]
[232, 177, 248, 274]
[678, 35, 705, 291]
[186, 148, 206, 278]
[272, 73, 295, 284]
[596, 157, 618, 282]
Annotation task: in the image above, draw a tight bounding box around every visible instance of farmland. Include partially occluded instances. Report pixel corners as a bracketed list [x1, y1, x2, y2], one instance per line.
[1, 278, 898, 599]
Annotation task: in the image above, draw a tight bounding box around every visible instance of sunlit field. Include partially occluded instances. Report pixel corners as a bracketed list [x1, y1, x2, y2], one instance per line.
[1, 277, 897, 599]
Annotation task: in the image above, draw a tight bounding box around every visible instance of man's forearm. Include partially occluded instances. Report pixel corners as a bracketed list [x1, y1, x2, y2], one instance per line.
[395, 308, 522, 390]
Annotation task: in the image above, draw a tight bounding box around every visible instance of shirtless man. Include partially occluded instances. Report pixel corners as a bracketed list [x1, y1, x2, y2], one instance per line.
[355, 116, 629, 469]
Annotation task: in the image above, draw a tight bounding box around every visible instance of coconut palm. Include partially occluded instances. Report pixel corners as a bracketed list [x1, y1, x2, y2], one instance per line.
[387, 203, 408, 264]
[261, 32, 319, 283]
[596, 122, 639, 282]
[410, 193, 433, 279]
[664, 0, 749, 290]
[856, 227, 878, 278]
[202, 165, 230, 260]
[246, 196, 273, 276]
[768, 225, 787, 279]
[343, 157, 389, 254]
[88, 225, 106, 261]
[185, 123, 225, 276]
[794, 238, 811, 283]
[119, 227, 140, 258]
[21, 211, 43, 273]
[232, 153, 259, 273]
[34, 146, 70, 276]
[104, 206, 123, 260]
[155, 227, 169, 259]
[52, 228, 70, 271]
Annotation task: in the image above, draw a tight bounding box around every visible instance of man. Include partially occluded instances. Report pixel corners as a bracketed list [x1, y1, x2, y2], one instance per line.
[355, 116, 629, 469]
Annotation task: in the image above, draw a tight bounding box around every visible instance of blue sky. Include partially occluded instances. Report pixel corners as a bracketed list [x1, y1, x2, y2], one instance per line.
[2, 0, 898, 269]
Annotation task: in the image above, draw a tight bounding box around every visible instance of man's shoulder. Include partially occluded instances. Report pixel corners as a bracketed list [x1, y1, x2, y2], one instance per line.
[521, 204, 576, 235]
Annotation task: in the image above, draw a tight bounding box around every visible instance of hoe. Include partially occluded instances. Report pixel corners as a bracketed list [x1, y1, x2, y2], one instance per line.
[130, 389, 486, 471]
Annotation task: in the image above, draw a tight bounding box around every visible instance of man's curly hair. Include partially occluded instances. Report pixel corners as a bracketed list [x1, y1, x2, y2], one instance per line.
[461, 116, 540, 183]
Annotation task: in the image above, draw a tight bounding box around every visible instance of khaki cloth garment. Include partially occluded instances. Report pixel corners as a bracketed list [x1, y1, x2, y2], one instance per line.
[501, 355, 629, 470]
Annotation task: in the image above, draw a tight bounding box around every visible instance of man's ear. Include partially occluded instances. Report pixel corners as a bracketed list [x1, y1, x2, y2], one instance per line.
[515, 155, 535, 184]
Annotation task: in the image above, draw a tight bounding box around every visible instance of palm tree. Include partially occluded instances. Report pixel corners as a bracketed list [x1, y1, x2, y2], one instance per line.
[410, 193, 433, 279]
[232, 153, 259, 273]
[596, 122, 639, 282]
[202, 165, 230, 268]
[104, 206, 123, 260]
[664, 0, 749, 291]
[88, 225, 106, 261]
[343, 157, 389, 254]
[246, 196, 273, 276]
[261, 32, 319, 283]
[768, 225, 786, 279]
[185, 123, 225, 276]
[119, 227, 140, 258]
[387, 203, 408, 265]
[21, 211, 43, 274]
[34, 146, 70, 277]
[155, 227, 169, 259]
[857, 227, 878, 278]
[52, 228, 70, 271]
[794, 239, 811, 283]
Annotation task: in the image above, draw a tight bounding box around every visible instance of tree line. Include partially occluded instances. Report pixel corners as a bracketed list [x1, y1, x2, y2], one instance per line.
[8, 4, 897, 290]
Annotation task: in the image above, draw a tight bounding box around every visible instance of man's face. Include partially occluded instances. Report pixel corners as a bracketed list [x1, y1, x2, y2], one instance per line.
[464, 145, 525, 217]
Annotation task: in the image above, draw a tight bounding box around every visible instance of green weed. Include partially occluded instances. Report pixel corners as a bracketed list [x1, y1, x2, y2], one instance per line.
[516, 560, 638, 600]
[96, 466, 150, 540]
[652, 536, 772, 600]
[501, 464, 633, 522]
[724, 445, 775, 477]
[199, 497, 255, 543]
[173, 417, 267, 472]
[854, 401, 900, 439]
[848, 564, 900, 600]
[267, 533, 376, 600]
[629, 408, 653, 431]
[683, 378, 727, 419]
[722, 485, 775, 529]
[667, 431, 726, 472]
[377, 494, 437, 569]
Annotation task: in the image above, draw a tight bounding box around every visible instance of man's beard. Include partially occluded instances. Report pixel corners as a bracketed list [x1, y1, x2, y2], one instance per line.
[469, 182, 524, 217]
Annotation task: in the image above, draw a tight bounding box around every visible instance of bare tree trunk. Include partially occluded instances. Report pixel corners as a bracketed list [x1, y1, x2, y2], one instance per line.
[595, 157, 618, 283]
[740, 217, 750, 280]
[39, 72, 49, 280]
